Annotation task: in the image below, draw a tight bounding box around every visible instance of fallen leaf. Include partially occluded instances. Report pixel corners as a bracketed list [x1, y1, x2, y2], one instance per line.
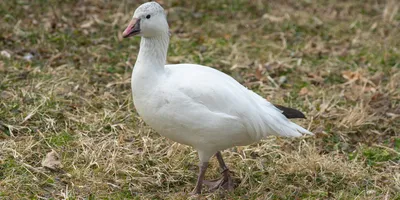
[255, 65, 263, 80]
[42, 150, 63, 171]
[299, 87, 309, 96]
[307, 73, 324, 84]
[224, 34, 231, 40]
[342, 70, 361, 82]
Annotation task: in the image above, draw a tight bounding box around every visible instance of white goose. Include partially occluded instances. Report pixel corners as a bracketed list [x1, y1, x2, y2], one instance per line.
[122, 2, 313, 194]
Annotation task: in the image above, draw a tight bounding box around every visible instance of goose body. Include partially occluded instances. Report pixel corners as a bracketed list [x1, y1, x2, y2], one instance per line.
[133, 63, 311, 159]
[123, 2, 313, 194]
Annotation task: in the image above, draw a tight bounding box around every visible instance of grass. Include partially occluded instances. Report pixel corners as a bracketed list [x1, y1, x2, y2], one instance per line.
[0, 0, 399, 199]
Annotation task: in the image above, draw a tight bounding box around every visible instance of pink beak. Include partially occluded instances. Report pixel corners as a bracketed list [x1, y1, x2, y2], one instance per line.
[122, 18, 141, 38]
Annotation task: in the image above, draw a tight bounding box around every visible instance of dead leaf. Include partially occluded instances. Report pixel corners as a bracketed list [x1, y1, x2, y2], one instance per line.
[307, 73, 324, 84]
[255, 65, 263, 80]
[299, 87, 309, 96]
[42, 150, 63, 171]
[224, 34, 231, 40]
[342, 70, 361, 82]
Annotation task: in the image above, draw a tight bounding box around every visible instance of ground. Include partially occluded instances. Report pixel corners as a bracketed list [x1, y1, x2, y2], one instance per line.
[0, 0, 399, 199]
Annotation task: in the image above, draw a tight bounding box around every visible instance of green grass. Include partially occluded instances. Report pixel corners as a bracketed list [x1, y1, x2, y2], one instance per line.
[363, 146, 400, 166]
[1, 0, 400, 199]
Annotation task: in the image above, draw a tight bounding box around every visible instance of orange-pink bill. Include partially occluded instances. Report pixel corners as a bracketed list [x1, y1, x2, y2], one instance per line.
[123, 18, 141, 38]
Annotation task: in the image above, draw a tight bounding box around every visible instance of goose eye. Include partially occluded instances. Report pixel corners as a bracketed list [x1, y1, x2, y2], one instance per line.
[146, 15, 151, 19]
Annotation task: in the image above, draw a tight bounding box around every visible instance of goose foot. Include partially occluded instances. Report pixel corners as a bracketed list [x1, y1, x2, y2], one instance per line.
[203, 151, 235, 192]
[203, 169, 234, 191]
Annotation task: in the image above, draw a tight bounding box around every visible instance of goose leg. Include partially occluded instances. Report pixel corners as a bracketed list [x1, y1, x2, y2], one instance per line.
[191, 162, 209, 195]
[203, 151, 234, 191]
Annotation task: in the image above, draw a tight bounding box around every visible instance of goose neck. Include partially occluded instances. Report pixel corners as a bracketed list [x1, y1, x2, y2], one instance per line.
[136, 34, 169, 72]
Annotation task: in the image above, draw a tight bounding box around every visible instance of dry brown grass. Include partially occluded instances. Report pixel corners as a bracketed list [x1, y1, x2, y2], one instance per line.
[0, 0, 399, 199]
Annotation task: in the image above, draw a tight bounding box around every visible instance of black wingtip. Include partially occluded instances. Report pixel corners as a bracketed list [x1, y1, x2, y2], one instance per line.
[274, 104, 307, 119]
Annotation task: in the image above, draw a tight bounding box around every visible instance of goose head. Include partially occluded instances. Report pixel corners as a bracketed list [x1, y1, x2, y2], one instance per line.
[122, 2, 169, 38]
